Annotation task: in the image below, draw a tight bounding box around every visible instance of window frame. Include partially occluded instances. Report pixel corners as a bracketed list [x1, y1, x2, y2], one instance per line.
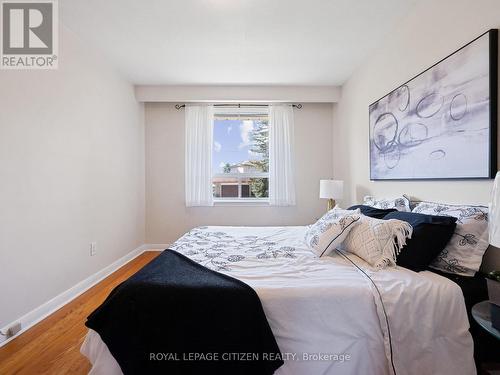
[212, 107, 270, 205]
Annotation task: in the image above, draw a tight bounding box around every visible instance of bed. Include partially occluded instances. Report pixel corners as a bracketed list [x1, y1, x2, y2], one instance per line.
[81, 225, 476, 375]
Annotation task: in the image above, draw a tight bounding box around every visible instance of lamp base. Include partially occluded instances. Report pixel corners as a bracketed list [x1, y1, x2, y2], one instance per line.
[327, 199, 336, 211]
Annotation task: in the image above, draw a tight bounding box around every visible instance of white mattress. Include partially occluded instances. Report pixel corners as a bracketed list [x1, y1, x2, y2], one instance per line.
[81, 226, 475, 375]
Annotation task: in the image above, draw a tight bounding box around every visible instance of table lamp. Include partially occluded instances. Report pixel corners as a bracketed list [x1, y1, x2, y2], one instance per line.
[320, 180, 343, 211]
[487, 171, 500, 330]
[490, 171, 500, 247]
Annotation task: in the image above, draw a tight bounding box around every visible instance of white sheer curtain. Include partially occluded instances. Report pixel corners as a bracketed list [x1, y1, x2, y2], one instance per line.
[185, 105, 214, 207]
[269, 104, 296, 206]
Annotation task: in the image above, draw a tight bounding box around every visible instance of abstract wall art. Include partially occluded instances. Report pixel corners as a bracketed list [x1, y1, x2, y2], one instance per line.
[369, 29, 498, 180]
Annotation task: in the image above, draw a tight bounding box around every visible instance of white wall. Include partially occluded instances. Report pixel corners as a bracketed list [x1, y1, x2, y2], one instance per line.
[0, 26, 145, 329]
[333, 0, 500, 206]
[135, 85, 341, 103]
[332, 0, 500, 270]
[145, 103, 334, 244]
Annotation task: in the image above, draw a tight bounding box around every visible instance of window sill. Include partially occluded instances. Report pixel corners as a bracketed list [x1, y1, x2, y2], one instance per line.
[213, 199, 270, 207]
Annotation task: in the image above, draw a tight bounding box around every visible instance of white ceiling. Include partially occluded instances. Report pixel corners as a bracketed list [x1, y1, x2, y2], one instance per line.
[60, 0, 419, 85]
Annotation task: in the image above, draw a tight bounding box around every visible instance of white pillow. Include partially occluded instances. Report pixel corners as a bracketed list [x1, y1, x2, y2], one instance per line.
[363, 195, 411, 212]
[412, 201, 489, 276]
[305, 208, 361, 257]
[342, 215, 413, 269]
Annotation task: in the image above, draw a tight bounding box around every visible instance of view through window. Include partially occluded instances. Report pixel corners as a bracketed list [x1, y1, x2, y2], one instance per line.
[212, 110, 269, 200]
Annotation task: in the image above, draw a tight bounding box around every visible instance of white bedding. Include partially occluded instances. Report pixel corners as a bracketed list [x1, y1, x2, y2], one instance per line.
[81, 226, 475, 375]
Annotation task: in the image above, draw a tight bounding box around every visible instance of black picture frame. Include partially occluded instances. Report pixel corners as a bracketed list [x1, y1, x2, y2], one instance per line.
[369, 29, 498, 181]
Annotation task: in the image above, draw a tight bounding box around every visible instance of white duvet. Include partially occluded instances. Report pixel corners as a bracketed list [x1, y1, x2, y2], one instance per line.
[81, 226, 475, 375]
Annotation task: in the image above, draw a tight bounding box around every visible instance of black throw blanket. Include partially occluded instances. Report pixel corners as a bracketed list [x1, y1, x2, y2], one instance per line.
[86, 250, 283, 375]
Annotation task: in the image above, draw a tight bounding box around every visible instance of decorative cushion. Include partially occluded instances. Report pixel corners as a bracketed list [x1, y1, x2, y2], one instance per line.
[363, 195, 411, 212]
[412, 201, 489, 276]
[402, 194, 419, 211]
[348, 204, 397, 219]
[305, 208, 361, 257]
[383, 211, 457, 272]
[341, 216, 413, 269]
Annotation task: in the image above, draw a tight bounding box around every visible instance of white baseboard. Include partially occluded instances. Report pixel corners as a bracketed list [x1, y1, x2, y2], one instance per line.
[0, 243, 170, 347]
[146, 244, 170, 250]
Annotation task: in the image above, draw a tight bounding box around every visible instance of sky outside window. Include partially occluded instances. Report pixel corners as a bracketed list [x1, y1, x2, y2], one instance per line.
[212, 119, 265, 173]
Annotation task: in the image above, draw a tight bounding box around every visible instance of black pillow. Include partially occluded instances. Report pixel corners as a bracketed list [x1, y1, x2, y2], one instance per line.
[383, 211, 457, 272]
[348, 204, 397, 219]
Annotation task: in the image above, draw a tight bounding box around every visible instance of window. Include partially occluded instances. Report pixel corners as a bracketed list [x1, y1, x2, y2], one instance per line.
[185, 104, 295, 207]
[212, 108, 269, 202]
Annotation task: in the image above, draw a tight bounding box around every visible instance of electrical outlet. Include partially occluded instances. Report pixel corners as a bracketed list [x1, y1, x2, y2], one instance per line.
[90, 242, 97, 256]
[1, 322, 22, 338]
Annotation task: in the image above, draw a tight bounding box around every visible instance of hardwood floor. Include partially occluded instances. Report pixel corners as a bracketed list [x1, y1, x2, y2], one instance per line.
[0, 251, 161, 375]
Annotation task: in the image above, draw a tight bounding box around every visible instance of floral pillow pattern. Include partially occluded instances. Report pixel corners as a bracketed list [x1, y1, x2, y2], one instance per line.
[412, 202, 489, 276]
[363, 195, 411, 212]
[305, 208, 361, 257]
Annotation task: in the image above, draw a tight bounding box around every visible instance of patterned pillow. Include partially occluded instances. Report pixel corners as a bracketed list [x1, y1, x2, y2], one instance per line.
[341, 216, 413, 269]
[412, 201, 489, 276]
[363, 195, 411, 212]
[305, 208, 361, 257]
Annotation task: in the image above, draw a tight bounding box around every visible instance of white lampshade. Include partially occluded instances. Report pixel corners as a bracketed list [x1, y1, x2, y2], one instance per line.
[490, 172, 500, 247]
[320, 180, 344, 200]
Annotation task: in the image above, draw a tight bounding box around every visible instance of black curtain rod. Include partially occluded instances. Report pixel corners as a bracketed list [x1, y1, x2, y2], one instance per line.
[174, 103, 302, 110]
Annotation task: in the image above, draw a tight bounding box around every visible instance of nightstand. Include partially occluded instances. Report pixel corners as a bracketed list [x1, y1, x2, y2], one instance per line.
[472, 301, 500, 341]
[472, 301, 500, 374]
